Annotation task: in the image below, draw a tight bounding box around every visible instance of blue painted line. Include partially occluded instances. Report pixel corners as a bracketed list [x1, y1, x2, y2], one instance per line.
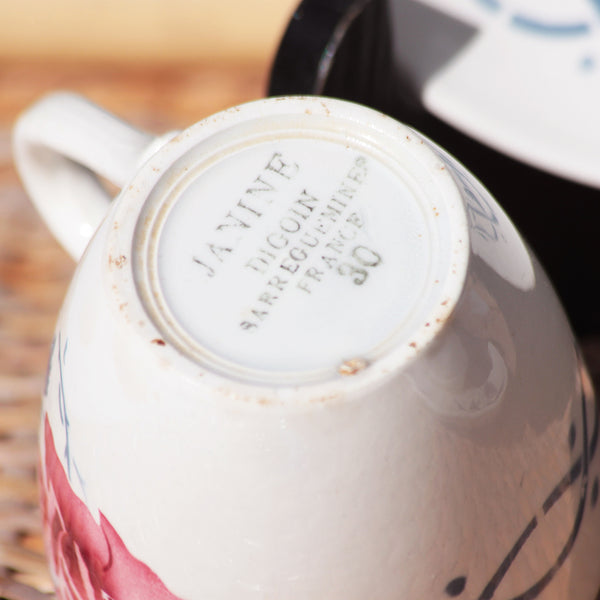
[581, 55, 596, 71]
[591, 0, 600, 17]
[477, 0, 501, 11]
[512, 14, 591, 36]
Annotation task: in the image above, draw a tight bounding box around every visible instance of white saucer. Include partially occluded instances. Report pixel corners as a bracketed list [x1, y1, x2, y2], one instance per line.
[407, 0, 600, 188]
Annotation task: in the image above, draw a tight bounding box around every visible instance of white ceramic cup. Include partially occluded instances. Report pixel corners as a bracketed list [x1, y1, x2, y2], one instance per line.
[13, 93, 600, 600]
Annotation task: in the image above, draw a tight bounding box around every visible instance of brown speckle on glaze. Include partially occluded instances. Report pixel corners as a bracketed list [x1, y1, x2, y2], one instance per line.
[338, 358, 368, 376]
[310, 393, 340, 404]
[108, 254, 127, 269]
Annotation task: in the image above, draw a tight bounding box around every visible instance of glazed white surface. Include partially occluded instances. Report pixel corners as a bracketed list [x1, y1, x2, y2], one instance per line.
[15, 94, 600, 599]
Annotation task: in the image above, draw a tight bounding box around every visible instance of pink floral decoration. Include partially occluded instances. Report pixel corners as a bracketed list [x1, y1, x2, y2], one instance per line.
[40, 415, 184, 600]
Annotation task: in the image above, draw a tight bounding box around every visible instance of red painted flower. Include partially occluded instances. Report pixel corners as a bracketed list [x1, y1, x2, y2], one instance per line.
[40, 416, 183, 600]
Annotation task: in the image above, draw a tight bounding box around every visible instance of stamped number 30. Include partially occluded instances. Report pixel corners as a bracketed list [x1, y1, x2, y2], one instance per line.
[338, 245, 382, 285]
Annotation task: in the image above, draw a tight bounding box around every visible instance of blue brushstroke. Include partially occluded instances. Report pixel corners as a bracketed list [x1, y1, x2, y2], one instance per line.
[54, 333, 87, 495]
[57, 334, 72, 479]
[477, 0, 501, 11]
[581, 55, 596, 70]
[512, 14, 591, 36]
[591, 0, 600, 16]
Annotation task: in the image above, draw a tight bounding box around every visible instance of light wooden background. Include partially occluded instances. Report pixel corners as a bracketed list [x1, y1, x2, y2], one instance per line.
[1, 1, 298, 62]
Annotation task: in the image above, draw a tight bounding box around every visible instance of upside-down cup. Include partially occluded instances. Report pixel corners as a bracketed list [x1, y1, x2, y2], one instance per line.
[13, 93, 600, 600]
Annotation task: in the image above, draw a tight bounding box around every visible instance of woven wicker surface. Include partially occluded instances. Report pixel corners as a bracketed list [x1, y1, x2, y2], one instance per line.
[0, 60, 265, 600]
[2, 60, 600, 600]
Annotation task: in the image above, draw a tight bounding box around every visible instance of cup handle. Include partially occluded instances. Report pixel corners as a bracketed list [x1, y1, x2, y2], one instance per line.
[13, 92, 177, 260]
